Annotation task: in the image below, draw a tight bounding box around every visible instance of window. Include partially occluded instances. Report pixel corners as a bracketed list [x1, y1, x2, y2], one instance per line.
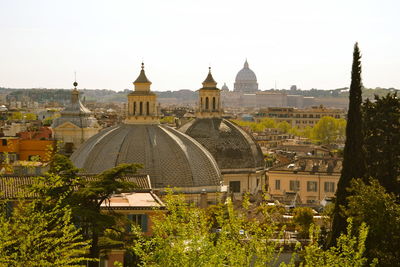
[229, 181, 241, 193]
[146, 101, 150, 115]
[275, 180, 281, 190]
[127, 214, 148, 232]
[307, 181, 317, 192]
[212, 97, 216, 110]
[133, 102, 136, 115]
[324, 182, 335, 192]
[65, 142, 74, 154]
[2, 139, 7, 146]
[205, 97, 209, 110]
[289, 180, 300, 191]
[139, 102, 143, 115]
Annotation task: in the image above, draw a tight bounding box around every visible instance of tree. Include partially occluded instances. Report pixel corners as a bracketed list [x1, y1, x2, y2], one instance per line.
[0, 194, 91, 266]
[293, 207, 314, 238]
[330, 42, 365, 247]
[312, 117, 339, 145]
[131, 192, 281, 266]
[363, 93, 400, 195]
[344, 179, 400, 266]
[10, 112, 23, 120]
[277, 121, 292, 133]
[260, 117, 277, 128]
[24, 113, 37, 120]
[311, 117, 346, 145]
[29, 154, 141, 267]
[282, 219, 376, 267]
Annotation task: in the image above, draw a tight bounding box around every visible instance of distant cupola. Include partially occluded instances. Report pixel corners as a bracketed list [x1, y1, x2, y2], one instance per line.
[125, 63, 159, 124]
[234, 59, 258, 92]
[196, 67, 222, 118]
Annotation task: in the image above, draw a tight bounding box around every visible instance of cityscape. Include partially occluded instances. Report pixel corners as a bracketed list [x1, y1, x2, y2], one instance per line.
[0, 1, 399, 267]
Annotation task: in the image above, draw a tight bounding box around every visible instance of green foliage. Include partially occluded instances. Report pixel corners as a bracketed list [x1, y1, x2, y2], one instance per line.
[276, 121, 291, 133]
[293, 207, 314, 238]
[131, 192, 281, 266]
[282, 219, 375, 267]
[311, 117, 346, 145]
[24, 113, 37, 120]
[28, 154, 141, 266]
[10, 112, 22, 120]
[9, 112, 37, 121]
[363, 93, 400, 195]
[160, 116, 175, 124]
[0, 197, 92, 266]
[260, 117, 277, 128]
[345, 179, 400, 265]
[42, 116, 54, 126]
[330, 42, 366, 246]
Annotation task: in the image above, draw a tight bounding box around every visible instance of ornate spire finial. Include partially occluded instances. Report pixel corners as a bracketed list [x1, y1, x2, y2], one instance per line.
[244, 59, 249, 68]
[73, 71, 78, 88]
[141, 62, 144, 70]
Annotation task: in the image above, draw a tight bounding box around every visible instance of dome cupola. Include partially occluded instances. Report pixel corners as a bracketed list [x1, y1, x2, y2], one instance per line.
[125, 63, 159, 124]
[196, 67, 222, 118]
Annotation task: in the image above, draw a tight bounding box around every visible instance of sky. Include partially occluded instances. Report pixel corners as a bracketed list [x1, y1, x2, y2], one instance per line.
[0, 0, 399, 91]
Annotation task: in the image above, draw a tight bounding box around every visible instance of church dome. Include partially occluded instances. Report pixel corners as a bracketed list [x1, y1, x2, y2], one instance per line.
[70, 124, 222, 188]
[179, 118, 265, 172]
[221, 83, 229, 91]
[234, 60, 259, 92]
[52, 85, 99, 129]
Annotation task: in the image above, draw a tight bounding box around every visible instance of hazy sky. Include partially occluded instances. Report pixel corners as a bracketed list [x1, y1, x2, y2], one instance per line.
[1, 0, 399, 91]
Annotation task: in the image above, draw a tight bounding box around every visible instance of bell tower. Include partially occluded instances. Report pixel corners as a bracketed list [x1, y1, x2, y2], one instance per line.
[125, 63, 159, 124]
[196, 67, 222, 118]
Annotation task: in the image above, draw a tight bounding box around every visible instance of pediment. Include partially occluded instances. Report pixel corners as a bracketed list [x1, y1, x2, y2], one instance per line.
[55, 121, 80, 129]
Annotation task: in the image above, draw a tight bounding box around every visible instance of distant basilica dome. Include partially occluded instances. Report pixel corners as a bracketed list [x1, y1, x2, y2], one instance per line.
[71, 64, 222, 189]
[234, 60, 258, 92]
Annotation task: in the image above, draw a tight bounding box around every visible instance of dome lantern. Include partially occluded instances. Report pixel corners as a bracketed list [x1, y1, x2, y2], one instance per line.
[125, 63, 159, 124]
[197, 67, 222, 118]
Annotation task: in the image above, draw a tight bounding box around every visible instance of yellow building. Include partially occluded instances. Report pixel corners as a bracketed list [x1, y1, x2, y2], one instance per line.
[258, 106, 346, 128]
[267, 156, 342, 204]
[125, 63, 159, 124]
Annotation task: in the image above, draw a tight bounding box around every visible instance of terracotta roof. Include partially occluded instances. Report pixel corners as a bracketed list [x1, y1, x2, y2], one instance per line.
[0, 174, 152, 199]
[269, 156, 342, 174]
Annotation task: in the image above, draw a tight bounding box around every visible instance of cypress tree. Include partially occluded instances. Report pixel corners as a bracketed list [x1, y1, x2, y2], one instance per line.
[329, 42, 365, 246]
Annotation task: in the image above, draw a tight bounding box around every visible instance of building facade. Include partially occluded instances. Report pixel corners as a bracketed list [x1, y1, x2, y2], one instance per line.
[51, 82, 100, 154]
[267, 156, 342, 204]
[257, 106, 346, 128]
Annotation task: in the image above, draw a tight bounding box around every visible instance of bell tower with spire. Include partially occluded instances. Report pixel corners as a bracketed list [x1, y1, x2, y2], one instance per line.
[125, 63, 159, 124]
[196, 67, 222, 118]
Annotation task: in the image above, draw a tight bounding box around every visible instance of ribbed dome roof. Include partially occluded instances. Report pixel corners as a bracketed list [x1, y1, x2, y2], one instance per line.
[70, 124, 222, 188]
[179, 118, 265, 172]
[235, 60, 257, 82]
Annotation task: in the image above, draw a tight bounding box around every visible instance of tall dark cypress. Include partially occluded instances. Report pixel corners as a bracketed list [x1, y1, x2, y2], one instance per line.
[328, 43, 365, 246]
